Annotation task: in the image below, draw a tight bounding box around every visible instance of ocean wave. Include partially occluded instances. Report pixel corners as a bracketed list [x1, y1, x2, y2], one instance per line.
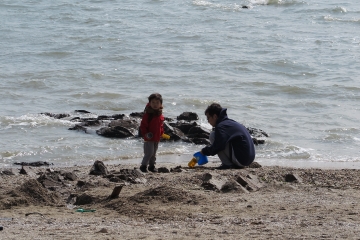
[192, 0, 249, 11]
[19, 79, 48, 89]
[252, 0, 301, 6]
[1, 114, 75, 129]
[258, 144, 312, 160]
[323, 15, 360, 23]
[331, 6, 347, 13]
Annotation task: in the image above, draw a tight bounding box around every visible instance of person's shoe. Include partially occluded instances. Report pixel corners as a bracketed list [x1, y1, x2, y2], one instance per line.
[148, 165, 158, 173]
[140, 165, 148, 173]
[216, 164, 233, 170]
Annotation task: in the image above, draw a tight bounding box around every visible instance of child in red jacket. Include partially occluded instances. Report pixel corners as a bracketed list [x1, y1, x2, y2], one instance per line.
[139, 93, 164, 173]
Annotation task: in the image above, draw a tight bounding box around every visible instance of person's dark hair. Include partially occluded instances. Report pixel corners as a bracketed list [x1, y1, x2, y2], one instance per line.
[148, 93, 163, 104]
[205, 103, 222, 117]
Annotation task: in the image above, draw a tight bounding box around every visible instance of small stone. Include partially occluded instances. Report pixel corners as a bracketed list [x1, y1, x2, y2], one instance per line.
[20, 166, 37, 178]
[97, 228, 108, 233]
[158, 167, 170, 173]
[284, 173, 303, 183]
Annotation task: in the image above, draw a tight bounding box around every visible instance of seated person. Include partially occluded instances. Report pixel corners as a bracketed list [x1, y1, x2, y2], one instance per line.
[200, 103, 255, 169]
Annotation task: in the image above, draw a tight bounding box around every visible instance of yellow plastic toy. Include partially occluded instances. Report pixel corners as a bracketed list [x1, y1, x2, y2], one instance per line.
[161, 133, 170, 140]
[188, 157, 197, 168]
[188, 152, 208, 168]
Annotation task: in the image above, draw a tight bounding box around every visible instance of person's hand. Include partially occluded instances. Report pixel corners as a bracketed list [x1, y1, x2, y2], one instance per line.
[145, 132, 153, 139]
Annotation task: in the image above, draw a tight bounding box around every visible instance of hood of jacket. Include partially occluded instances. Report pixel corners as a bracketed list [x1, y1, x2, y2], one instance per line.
[216, 108, 229, 125]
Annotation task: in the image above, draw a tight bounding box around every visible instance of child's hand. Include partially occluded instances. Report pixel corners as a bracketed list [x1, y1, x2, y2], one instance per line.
[145, 132, 153, 140]
[161, 133, 170, 140]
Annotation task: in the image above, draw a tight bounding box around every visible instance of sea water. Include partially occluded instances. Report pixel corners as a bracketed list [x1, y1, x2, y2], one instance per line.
[1, 0, 360, 168]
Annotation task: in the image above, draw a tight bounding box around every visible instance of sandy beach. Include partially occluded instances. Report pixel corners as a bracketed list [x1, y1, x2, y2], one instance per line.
[1, 159, 360, 240]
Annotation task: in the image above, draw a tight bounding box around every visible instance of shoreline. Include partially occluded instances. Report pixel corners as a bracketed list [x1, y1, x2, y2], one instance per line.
[3, 153, 360, 170]
[99, 154, 360, 170]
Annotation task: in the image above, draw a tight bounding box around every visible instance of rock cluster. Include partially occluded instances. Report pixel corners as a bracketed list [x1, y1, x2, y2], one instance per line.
[43, 110, 268, 145]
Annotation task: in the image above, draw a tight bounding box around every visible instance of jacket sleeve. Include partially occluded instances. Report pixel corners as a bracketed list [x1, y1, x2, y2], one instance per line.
[201, 127, 228, 156]
[160, 115, 164, 135]
[140, 114, 149, 141]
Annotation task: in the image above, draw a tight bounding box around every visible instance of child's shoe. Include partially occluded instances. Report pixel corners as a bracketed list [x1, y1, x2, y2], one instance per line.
[140, 165, 148, 173]
[148, 165, 158, 173]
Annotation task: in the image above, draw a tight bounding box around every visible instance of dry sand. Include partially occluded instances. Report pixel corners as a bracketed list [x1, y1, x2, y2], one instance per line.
[1, 160, 360, 240]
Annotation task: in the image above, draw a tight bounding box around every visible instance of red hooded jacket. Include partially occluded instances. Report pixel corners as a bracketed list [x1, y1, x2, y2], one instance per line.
[140, 106, 164, 142]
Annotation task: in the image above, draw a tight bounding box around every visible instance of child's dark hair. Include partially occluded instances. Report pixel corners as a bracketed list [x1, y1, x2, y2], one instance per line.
[205, 103, 222, 117]
[148, 93, 163, 104]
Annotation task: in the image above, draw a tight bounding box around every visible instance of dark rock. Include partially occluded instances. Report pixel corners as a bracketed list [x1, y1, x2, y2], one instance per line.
[129, 112, 144, 118]
[247, 127, 269, 138]
[108, 119, 140, 130]
[158, 167, 170, 173]
[112, 114, 126, 120]
[67, 194, 77, 204]
[37, 172, 63, 189]
[201, 173, 226, 191]
[41, 112, 70, 119]
[70, 117, 81, 121]
[97, 119, 140, 138]
[284, 173, 302, 183]
[75, 110, 91, 114]
[57, 110, 269, 147]
[75, 193, 94, 205]
[62, 172, 78, 181]
[248, 162, 262, 168]
[20, 166, 37, 178]
[77, 180, 86, 187]
[252, 138, 265, 145]
[68, 124, 87, 133]
[14, 161, 51, 167]
[221, 180, 249, 193]
[118, 174, 127, 180]
[119, 169, 144, 178]
[202, 173, 213, 182]
[97, 228, 108, 233]
[177, 112, 199, 121]
[190, 138, 210, 145]
[169, 121, 198, 134]
[97, 115, 112, 120]
[89, 161, 109, 176]
[109, 177, 124, 183]
[187, 125, 211, 145]
[188, 126, 211, 136]
[187, 132, 210, 139]
[83, 119, 101, 126]
[0, 168, 19, 175]
[170, 166, 183, 172]
[162, 122, 186, 141]
[38, 172, 62, 182]
[170, 128, 187, 141]
[96, 126, 134, 138]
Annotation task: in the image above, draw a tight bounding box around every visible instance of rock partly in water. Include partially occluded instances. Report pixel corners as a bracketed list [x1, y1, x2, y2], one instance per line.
[46, 110, 268, 145]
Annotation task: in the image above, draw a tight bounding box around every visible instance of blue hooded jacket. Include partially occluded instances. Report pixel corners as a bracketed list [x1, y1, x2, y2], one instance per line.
[201, 108, 255, 166]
